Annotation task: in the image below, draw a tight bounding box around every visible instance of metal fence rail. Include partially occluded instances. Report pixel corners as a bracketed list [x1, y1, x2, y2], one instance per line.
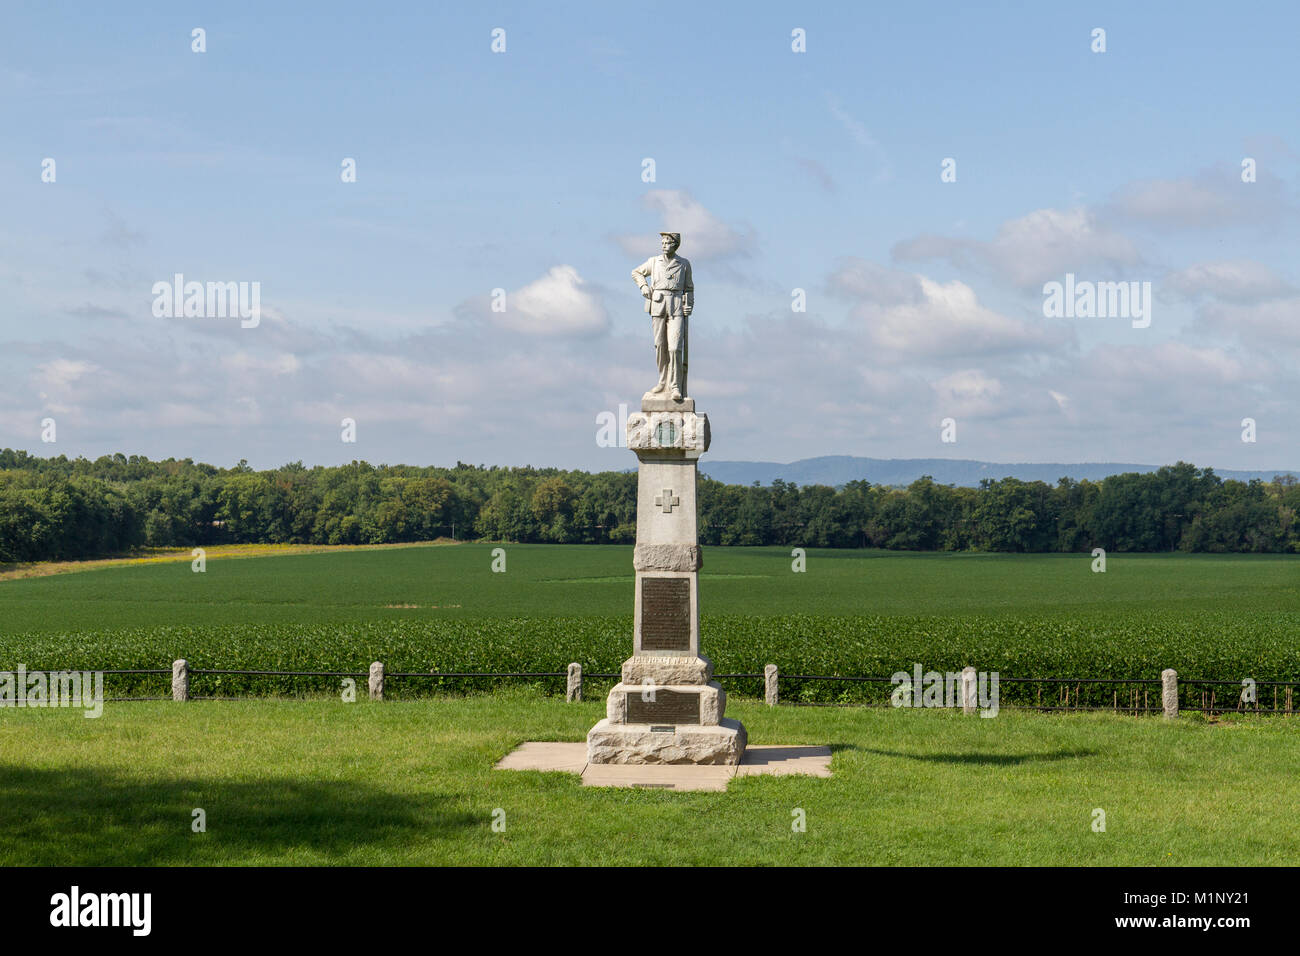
[7, 661, 1297, 717]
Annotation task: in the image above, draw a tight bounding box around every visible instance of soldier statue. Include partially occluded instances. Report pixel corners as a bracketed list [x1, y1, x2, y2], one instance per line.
[631, 232, 693, 402]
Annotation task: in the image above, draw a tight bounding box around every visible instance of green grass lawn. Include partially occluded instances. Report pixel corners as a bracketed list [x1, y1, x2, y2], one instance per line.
[1, 694, 1294, 866]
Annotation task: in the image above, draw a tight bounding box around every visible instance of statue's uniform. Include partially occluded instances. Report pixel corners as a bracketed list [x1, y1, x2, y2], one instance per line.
[631, 253, 694, 396]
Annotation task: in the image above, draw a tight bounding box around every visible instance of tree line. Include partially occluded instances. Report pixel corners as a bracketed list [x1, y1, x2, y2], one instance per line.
[1, 448, 1297, 563]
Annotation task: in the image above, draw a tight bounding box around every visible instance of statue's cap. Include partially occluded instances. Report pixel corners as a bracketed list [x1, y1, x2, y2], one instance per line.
[659, 231, 681, 244]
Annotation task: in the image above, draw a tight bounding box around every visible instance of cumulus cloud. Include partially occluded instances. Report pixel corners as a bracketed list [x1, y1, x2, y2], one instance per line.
[615, 189, 754, 260]
[1083, 341, 1251, 387]
[1164, 260, 1296, 303]
[2, 205, 1294, 475]
[828, 259, 1069, 358]
[36, 358, 96, 391]
[5, 277, 1295, 474]
[1158, 260, 1300, 353]
[892, 207, 1143, 289]
[220, 351, 302, 377]
[1105, 165, 1294, 229]
[1196, 297, 1300, 350]
[457, 265, 609, 336]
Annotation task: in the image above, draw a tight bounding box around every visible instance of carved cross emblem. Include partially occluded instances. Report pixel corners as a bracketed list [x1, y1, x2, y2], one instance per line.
[654, 489, 680, 514]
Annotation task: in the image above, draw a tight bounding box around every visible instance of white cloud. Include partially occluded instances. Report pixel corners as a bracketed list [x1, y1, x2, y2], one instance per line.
[1164, 260, 1295, 303]
[4, 282, 1295, 473]
[893, 207, 1142, 289]
[829, 260, 1068, 358]
[615, 189, 754, 260]
[1083, 341, 1251, 387]
[458, 265, 608, 336]
[1106, 165, 1294, 229]
[220, 351, 301, 376]
[36, 358, 96, 390]
[1196, 297, 1300, 350]
[509, 265, 608, 334]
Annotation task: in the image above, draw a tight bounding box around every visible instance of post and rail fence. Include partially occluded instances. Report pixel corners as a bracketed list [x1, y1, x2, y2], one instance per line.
[7, 659, 1292, 718]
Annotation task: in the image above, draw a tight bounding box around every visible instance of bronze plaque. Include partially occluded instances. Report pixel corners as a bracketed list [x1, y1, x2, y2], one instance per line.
[640, 577, 691, 651]
[627, 690, 701, 725]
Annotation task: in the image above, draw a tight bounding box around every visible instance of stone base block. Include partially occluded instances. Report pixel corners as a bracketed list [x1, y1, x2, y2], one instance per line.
[634, 543, 702, 572]
[621, 654, 713, 686]
[605, 681, 726, 725]
[641, 395, 695, 412]
[496, 742, 831, 789]
[586, 718, 747, 765]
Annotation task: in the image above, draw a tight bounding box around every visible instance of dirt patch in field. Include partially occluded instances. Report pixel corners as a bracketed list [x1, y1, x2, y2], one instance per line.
[383, 604, 462, 609]
[0, 540, 462, 583]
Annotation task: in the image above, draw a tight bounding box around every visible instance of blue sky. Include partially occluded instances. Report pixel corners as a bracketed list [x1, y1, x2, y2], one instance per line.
[2, 1, 1297, 473]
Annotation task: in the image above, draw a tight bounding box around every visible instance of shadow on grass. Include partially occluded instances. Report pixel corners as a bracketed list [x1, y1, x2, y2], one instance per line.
[845, 747, 1098, 766]
[0, 763, 476, 865]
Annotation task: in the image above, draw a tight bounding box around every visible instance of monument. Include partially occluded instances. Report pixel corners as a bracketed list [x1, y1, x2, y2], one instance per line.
[586, 233, 748, 765]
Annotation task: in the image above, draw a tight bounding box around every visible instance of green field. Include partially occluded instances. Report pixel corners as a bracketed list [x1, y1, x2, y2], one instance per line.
[1, 544, 1298, 702]
[7, 542, 1300, 627]
[2, 695, 1297, 866]
[3, 545, 1299, 867]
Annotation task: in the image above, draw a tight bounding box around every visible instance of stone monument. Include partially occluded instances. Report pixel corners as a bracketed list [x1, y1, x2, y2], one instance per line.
[586, 233, 747, 765]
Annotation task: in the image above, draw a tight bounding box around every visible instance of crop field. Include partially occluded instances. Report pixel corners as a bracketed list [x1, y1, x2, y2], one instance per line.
[2, 543, 1298, 705]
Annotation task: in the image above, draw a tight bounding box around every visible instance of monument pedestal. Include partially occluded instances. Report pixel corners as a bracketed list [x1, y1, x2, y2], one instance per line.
[586, 401, 747, 766]
[587, 719, 747, 765]
[498, 234, 832, 789]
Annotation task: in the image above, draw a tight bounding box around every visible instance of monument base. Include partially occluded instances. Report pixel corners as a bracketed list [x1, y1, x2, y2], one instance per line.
[603, 680, 726, 724]
[586, 718, 747, 766]
[641, 393, 695, 412]
[621, 654, 712, 685]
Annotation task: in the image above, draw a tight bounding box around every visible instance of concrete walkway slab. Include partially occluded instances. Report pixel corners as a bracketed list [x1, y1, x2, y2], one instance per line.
[494, 741, 833, 791]
[493, 741, 588, 773]
[581, 763, 735, 792]
[735, 745, 833, 778]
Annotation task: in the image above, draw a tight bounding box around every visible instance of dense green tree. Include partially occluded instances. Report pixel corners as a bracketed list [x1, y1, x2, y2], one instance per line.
[2, 450, 1296, 561]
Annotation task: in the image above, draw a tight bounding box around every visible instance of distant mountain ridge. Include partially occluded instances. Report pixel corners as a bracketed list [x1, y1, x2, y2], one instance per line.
[698, 456, 1299, 489]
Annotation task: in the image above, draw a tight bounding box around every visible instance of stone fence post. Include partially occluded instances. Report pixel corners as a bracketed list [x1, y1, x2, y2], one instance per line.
[1161, 669, 1178, 719]
[369, 661, 384, 701]
[566, 663, 582, 702]
[172, 659, 189, 702]
[961, 666, 977, 715]
[765, 664, 778, 707]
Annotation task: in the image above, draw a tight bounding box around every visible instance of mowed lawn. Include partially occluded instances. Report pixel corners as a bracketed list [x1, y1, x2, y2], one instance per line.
[2, 542, 1298, 633]
[1, 695, 1295, 866]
